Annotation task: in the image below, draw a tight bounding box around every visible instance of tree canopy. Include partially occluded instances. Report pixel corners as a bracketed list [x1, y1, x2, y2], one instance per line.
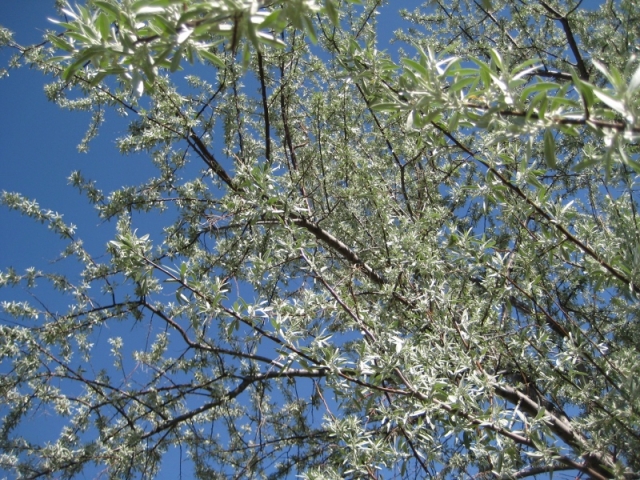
[1, 0, 640, 478]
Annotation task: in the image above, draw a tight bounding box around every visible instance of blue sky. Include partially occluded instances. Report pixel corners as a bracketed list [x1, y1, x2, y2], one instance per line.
[0, 2, 210, 478]
[0, 1, 154, 277]
[0, 0, 609, 478]
[0, 2, 424, 478]
[0, 0, 412, 279]
[0, 0, 606, 276]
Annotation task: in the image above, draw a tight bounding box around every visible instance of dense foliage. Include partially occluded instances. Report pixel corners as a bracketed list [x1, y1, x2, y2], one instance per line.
[2, 0, 640, 478]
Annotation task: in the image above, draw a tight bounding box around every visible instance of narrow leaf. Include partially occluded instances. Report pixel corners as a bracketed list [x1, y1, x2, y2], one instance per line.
[544, 129, 557, 169]
[48, 34, 74, 52]
[593, 89, 626, 115]
[94, 0, 120, 19]
[325, 0, 339, 25]
[177, 26, 194, 44]
[629, 63, 640, 94]
[198, 48, 225, 68]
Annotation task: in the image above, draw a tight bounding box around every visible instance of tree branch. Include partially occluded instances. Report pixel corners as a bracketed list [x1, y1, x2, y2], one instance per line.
[432, 122, 640, 295]
[141, 369, 327, 440]
[538, 0, 589, 80]
[494, 383, 615, 479]
[257, 51, 271, 164]
[464, 102, 640, 134]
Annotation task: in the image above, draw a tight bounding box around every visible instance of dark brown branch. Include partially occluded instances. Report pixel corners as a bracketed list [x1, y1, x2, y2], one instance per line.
[194, 70, 227, 120]
[141, 301, 284, 367]
[394, 372, 614, 480]
[510, 462, 588, 479]
[232, 76, 245, 158]
[530, 68, 572, 81]
[495, 384, 615, 479]
[434, 0, 475, 42]
[188, 132, 236, 190]
[354, 0, 383, 39]
[257, 51, 271, 163]
[289, 214, 386, 285]
[141, 369, 327, 440]
[488, 266, 570, 338]
[538, 0, 589, 80]
[432, 121, 640, 295]
[473, 0, 520, 49]
[464, 102, 640, 134]
[354, 84, 416, 221]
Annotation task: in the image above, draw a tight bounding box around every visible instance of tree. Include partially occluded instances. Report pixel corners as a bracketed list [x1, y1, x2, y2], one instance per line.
[1, 0, 640, 477]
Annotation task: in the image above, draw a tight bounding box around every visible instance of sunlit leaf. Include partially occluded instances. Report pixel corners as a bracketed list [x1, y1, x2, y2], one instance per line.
[543, 129, 557, 168]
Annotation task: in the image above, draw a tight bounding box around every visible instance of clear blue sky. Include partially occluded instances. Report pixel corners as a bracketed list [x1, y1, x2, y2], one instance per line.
[0, 1, 606, 478]
[0, 1, 154, 277]
[0, 3, 178, 477]
[0, 2, 422, 478]
[0, 0, 604, 281]
[0, 0, 414, 278]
